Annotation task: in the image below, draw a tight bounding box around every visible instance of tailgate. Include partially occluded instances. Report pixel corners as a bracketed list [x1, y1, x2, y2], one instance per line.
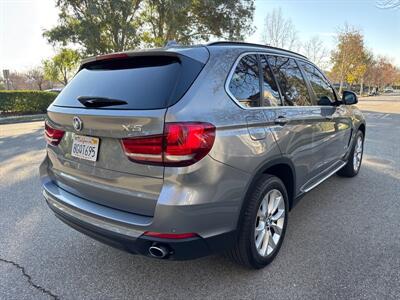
[44, 52, 206, 216]
[46, 108, 166, 216]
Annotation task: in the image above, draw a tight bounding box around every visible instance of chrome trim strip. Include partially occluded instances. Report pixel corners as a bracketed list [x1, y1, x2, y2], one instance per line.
[225, 51, 266, 110]
[301, 161, 347, 193]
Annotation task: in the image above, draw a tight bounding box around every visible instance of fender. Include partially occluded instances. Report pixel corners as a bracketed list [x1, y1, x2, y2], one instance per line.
[344, 121, 366, 161]
[236, 155, 297, 230]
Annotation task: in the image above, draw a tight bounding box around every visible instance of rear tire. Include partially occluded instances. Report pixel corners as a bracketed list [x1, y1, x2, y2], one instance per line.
[337, 130, 364, 177]
[227, 175, 289, 269]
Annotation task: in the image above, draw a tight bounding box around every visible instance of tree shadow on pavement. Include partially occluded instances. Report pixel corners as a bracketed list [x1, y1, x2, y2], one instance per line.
[0, 127, 44, 162]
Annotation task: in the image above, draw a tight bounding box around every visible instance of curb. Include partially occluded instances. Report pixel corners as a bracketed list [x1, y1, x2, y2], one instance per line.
[0, 114, 46, 125]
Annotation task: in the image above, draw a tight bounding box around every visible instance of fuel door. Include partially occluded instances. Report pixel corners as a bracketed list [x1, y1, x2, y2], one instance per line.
[245, 112, 267, 140]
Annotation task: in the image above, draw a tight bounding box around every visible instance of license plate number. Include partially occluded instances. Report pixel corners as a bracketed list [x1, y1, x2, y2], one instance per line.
[71, 135, 99, 162]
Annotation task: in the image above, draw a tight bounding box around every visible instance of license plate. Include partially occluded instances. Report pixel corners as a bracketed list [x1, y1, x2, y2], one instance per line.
[71, 135, 99, 162]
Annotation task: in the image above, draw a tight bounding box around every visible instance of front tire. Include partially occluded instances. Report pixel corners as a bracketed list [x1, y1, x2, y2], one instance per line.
[228, 175, 289, 269]
[337, 130, 364, 177]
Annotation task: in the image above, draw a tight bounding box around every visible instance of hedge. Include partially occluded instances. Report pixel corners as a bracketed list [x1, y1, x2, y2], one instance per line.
[0, 90, 58, 116]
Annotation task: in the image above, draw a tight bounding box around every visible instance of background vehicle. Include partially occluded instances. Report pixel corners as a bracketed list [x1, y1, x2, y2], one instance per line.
[384, 87, 394, 93]
[40, 42, 365, 269]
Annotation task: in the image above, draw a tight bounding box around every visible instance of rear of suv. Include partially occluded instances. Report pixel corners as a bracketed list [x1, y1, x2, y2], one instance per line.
[40, 42, 365, 269]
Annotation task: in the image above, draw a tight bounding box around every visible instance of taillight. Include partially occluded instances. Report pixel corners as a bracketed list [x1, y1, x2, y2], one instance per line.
[120, 135, 163, 163]
[121, 122, 215, 166]
[45, 122, 65, 146]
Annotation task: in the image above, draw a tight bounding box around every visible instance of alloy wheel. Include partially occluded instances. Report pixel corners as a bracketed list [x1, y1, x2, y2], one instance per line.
[353, 136, 363, 172]
[254, 189, 285, 257]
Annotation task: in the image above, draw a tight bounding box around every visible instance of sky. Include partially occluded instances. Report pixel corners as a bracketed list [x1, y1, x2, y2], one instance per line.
[0, 0, 399, 72]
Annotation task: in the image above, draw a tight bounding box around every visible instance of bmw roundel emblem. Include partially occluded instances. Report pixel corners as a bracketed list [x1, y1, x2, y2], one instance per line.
[73, 116, 83, 131]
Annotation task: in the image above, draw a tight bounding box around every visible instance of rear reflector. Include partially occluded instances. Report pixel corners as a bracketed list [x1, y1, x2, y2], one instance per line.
[121, 122, 215, 167]
[45, 122, 65, 146]
[143, 231, 198, 239]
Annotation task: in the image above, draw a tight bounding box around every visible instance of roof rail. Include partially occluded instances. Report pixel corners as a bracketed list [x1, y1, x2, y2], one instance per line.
[206, 41, 307, 59]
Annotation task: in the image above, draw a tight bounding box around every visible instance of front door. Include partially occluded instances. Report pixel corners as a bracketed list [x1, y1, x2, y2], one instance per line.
[298, 61, 353, 165]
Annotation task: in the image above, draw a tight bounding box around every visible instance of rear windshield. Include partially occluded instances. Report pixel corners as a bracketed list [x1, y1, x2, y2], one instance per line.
[52, 55, 204, 110]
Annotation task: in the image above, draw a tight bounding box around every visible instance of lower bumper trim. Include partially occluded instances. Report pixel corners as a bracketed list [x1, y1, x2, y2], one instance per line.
[43, 188, 144, 238]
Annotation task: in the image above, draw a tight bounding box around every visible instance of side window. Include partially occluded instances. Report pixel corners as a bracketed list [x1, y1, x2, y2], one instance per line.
[260, 55, 281, 106]
[228, 54, 260, 108]
[267, 56, 312, 106]
[300, 62, 336, 105]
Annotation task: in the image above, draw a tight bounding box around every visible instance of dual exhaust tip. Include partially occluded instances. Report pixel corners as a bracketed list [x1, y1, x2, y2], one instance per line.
[149, 244, 170, 259]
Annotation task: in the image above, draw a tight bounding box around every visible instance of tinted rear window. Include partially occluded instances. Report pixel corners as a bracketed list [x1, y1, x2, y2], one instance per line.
[52, 55, 204, 110]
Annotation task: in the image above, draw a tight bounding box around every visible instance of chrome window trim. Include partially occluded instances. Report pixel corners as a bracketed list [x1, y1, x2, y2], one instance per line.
[225, 52, 264, 110]
[225, 51, 338, 110]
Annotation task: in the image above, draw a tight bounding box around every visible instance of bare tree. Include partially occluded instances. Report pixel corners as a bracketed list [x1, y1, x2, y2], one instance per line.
[26, 67, 45, 90]
[7, 72, 30, 90]
[301, 36, 329, 69]
[261, 8, 299, 51]
[376, 0, 400, 9]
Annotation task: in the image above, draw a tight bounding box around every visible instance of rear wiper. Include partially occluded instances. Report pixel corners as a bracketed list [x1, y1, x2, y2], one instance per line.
[77, 96, 128, 108]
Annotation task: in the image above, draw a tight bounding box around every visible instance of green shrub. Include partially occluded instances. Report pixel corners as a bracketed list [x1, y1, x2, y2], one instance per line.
[0, 90, 58, 115]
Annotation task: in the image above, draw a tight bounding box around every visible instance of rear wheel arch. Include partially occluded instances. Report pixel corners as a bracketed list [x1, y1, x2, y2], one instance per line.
[237, 157, 296, 230]
[262, 162, 295, 209]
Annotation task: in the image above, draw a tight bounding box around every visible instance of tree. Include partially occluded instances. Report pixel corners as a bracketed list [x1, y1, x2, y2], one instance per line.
[301, 36, 329, 69]
[363, 52, 377, 94]
[261, 8, 299, 51]
[44, 0, 143, 55]
[43, 48, 80, 86]
[7, 72, 31, 90]
[330, 25, 369, 93]
[375, 56, 399, 88]
[26, 67, 45, 90]
[141, 0, 255, 47]
[44, 0, 255, 54]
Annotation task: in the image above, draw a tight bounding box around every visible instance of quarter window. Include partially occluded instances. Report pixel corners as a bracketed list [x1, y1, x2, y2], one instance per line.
[300, 62, 336, 105]
[228, 54, 260, 108]
[260, 55, 281, 106]
[267, 56, 312, 106]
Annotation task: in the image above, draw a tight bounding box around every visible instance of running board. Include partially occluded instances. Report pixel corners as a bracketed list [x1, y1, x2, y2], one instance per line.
[301, 161, 347, 193]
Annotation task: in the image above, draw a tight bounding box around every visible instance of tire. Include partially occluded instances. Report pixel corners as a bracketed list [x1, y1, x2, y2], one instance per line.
[337, 130, 364, 177]
[227, 174, 289, 269]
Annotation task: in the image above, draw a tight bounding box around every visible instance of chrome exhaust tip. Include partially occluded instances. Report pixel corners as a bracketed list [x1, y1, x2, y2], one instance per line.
[149, 245, 169, 259]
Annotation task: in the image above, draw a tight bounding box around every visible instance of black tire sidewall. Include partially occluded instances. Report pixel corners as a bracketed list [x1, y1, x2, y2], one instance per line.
[337, 130, 365, 177]
[346, 130, 364, 176]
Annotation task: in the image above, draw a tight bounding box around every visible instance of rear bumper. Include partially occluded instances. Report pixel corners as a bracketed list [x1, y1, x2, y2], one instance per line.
[42, 178, 236, 260]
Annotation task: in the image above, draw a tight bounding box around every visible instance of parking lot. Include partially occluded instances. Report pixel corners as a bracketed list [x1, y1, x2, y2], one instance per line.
[1, 96, 399, 299]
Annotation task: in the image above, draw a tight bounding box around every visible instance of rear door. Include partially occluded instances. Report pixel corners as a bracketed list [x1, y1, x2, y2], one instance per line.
[45, 52, 206, 216]
[262, 55, 324, 193]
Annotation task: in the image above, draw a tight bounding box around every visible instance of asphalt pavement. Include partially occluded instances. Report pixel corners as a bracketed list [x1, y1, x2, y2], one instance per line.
[1, 96, 399, 299]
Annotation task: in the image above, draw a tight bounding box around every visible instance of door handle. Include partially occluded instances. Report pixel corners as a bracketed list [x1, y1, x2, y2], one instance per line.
[274, 116, 289, 126]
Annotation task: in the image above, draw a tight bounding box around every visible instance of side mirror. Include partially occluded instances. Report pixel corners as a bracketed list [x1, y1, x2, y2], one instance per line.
[342, 90, 358, 105]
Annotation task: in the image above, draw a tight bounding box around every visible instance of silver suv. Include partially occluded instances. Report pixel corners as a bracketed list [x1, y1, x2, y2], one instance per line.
[40, 42, 365, 269]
